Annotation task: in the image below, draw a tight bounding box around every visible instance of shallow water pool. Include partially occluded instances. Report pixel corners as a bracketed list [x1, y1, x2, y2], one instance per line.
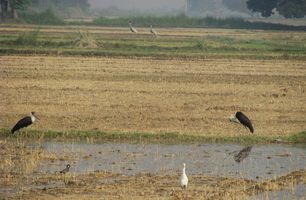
[38, 142, 306, 181]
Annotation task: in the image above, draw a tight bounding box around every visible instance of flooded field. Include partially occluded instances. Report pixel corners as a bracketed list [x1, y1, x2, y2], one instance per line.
[1, 139, 305, 199]
[40, 142, 306, 180]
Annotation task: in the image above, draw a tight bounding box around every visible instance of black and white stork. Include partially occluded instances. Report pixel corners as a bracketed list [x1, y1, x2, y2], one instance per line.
[150, 25, 157, 36]
[11, 112, 39, 134]
[129, 21, 138, 33]
[230, 111, 254, 133]
[60, 164, 71, 174]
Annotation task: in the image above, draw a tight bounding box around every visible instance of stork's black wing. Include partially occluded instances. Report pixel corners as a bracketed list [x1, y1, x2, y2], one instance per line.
[11, 116, 32, 134]
[234, 146, 253, 163]
[236, 112, 254, 133]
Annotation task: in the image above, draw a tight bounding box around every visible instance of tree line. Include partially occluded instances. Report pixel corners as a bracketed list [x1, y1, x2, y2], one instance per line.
[0, 0, 89, 19]
[1, 0, 306, 20]
[247, 0, 306, 18]
[0, 0, 31, 18]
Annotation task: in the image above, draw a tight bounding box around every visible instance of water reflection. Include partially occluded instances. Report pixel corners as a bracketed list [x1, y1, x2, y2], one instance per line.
[234, 145, 253, 163]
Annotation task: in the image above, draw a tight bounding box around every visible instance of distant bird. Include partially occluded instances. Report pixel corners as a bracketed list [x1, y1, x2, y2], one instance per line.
[180, 163, 188, 189]
[234, 146, 253, 163]
[11, 112, 39, 134]
[129, 21, 138, 33]
[229, 111, 254, 133]
[60, 164, 71, 174]
[150, 25, 157, 36]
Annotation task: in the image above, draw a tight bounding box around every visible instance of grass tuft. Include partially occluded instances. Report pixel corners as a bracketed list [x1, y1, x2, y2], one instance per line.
[72, 30, 98, 48]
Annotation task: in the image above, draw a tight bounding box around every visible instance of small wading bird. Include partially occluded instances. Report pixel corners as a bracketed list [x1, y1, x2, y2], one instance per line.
[180, 163, 188, 189]
[11, 112, 39, 134]
[60, 164, 71, 174]
[234, 146, 253, 163]
[229, 111, 254, 133]
[129, 21, 138, 33]
[150, 25, 157, 36]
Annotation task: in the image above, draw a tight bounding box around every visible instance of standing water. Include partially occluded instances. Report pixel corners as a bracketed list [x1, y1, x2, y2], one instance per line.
[39, 142, 306, 181]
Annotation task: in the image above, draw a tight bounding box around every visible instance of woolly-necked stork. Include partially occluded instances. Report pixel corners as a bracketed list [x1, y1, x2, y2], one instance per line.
[60, 164, 71, 174]
[150, 25, 157, 36]
[230, 111, 254, 133]
[129, 21, 138, 33]
[11, 112, 39, 134]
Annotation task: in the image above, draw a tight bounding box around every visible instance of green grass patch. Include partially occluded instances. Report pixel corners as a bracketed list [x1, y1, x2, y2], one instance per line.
[14, 28, 40, 46]
[287, 131, 306, 144]
[0, 128, 304, 145]
[1, 26, 306, 59]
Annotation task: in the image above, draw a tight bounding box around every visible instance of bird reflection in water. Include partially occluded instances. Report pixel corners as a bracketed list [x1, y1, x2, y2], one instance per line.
[234, 145, 253, 163]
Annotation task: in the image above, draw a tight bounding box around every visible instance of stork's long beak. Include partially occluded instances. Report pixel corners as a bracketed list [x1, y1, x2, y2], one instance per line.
[35, 115, 40, 120]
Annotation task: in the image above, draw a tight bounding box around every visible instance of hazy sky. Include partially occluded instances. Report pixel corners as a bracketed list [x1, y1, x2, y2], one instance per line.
[88, 0, 186, 10]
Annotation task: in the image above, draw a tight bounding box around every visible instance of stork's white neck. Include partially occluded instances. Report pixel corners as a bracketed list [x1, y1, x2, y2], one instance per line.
[182, 165, 186, 174]
[230, 115, 238, 123]
[31, 115, 36, 122]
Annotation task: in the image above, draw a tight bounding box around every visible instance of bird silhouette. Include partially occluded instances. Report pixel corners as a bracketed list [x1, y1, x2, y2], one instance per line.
[11, 112, 39, 134]
[150, 25, 157, 36]
[60, 164, 71, 174]
[129, 21, 138, 33]
[230, 111, 254, 133]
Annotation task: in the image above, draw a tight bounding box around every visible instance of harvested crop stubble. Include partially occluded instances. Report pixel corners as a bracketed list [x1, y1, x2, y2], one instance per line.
[0, 55, 305, 137]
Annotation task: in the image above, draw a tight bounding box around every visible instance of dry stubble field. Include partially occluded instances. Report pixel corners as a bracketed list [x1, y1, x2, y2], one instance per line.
[0, 55, 305, 137]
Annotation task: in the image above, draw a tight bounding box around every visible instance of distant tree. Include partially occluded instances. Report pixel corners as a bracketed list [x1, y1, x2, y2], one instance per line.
[246, 0, 278, 17]
[0, 0, 31, 19]
[30, 0, 89, 18]
[31, 0, 52, 10]
[246, 0, 306, 18]
[10, 0, 31, 10]
[222, 0, 250, 13]
[277, 0, 306, 18]
[31, 0, 89, 12]
[0, 0, 9, 18]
